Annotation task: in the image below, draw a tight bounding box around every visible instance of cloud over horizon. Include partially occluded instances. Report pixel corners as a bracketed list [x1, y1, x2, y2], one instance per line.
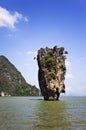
[65, 60, 71, 66]
[0, 6, 28, 29]
[65, 73, 73, 79]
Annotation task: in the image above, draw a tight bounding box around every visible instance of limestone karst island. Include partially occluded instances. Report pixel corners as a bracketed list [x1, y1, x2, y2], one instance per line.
[37, 46, 68, 100]
[0, 56, 39, 96]
[0, 46, 68, 100]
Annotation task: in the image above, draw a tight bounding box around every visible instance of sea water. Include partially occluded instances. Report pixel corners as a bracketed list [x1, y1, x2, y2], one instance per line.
[0, 96, 86, 130]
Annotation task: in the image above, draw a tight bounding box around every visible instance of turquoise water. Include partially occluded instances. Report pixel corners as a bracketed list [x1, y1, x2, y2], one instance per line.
[0, 96, 86, 130]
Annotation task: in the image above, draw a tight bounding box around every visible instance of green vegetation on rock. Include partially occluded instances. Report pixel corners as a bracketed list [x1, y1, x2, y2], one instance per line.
[42, 54, 56, 70]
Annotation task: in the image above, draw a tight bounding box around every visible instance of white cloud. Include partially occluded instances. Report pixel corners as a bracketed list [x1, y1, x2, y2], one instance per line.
[65, 85, 86, 96]
[0, 6, 28, 29]
[65, 60, 71, 66]
[24, 17, 28, 22]
[65, 73, 73, 79]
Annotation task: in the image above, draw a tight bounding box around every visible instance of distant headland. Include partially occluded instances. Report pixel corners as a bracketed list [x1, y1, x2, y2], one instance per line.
[0, 55, 39, 96]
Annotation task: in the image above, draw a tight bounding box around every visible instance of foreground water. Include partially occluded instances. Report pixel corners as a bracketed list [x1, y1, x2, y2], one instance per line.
[0, 96, 86, 130]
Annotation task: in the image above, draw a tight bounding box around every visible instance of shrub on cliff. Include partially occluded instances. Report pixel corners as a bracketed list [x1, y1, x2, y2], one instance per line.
[42, 54, 56, 70]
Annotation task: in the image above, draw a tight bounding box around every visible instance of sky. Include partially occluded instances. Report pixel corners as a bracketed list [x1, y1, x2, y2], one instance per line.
[0, 0, 86, 96]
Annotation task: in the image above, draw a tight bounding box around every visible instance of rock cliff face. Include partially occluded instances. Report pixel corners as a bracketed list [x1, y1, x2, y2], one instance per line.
[37, 46, 68, 100]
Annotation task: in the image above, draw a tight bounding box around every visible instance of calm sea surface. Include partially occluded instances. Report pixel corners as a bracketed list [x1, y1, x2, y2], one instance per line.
[0, 96, 86, 130]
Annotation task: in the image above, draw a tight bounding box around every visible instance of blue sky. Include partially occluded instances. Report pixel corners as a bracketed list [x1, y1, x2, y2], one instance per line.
[0, 0, 86, 96]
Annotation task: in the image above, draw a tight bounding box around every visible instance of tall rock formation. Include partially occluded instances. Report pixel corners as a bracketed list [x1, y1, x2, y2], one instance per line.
[37, 46, 68, 100]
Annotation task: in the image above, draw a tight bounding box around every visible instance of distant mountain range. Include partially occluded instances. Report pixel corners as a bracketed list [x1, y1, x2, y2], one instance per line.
[0, 55, 39, 96]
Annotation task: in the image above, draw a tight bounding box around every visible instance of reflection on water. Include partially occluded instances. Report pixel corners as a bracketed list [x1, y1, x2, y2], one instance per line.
[0, 96, 86, 130]
[34, 100, 72, 130]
